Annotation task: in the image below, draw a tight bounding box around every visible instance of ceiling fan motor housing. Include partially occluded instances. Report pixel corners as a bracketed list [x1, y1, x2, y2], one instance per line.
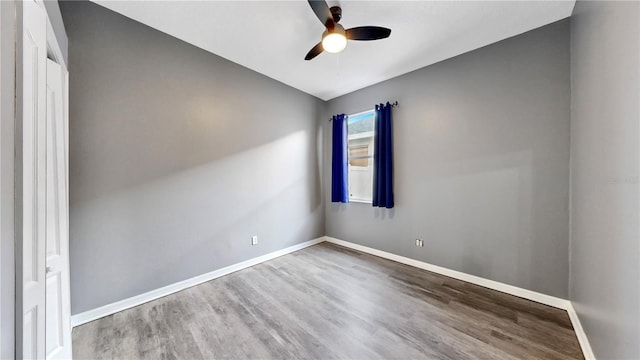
[330, 6, 342, 23]
[323, 23, 345, 38]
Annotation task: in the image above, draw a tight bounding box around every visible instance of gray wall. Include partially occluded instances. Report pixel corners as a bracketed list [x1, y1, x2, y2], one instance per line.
[569, 1, 640, 359]
[0, 1, 15, 357]
[60, 1, 325, 314]
[324, 20, 571, 298]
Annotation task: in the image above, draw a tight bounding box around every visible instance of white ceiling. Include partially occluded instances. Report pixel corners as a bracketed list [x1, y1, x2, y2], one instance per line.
[92, 0, 575, 100]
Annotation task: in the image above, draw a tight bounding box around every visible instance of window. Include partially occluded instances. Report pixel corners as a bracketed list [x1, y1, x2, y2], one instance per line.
[347, 110, 375, 203]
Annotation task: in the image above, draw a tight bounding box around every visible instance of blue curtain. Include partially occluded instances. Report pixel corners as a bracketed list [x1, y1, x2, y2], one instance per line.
[373, 103, 394, 208]
[331, 114, 349, 203]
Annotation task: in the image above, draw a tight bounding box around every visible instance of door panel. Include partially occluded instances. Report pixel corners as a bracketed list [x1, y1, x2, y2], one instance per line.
[23, 308, 38, 359]
[45, 58, 72, 360]
[45, 274, 62, 352]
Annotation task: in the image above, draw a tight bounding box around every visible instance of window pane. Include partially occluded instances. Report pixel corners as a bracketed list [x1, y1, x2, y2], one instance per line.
[349, 160, 373, 201]
[348, 111, 375, 136]
[347, 110, 375, 202]
[349, 145, 370, 166]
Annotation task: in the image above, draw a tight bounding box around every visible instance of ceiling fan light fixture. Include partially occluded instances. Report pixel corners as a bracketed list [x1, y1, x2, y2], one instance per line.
[322, 27, 347, 53]
[322, 33, 347, 53]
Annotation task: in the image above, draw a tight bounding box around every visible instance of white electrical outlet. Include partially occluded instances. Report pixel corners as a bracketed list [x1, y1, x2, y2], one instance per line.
[416, 239, 424, 247]
[251, 236, 258, 245]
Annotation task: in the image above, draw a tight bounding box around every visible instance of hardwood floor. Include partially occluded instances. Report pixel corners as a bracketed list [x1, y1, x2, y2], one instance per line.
[73, 242, 583, 359]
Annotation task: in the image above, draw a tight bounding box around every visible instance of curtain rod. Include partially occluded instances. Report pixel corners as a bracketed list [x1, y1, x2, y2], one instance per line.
[329, 101, 399, 121]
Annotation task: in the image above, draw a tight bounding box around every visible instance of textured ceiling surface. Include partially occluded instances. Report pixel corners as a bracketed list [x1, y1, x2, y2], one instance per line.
[93, 1, 575, 100]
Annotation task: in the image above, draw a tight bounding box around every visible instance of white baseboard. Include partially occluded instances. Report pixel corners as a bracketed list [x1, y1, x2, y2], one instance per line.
[567, 302, 596, 360]
[70, 237, 325, 327]
[324, 237, 570, 310]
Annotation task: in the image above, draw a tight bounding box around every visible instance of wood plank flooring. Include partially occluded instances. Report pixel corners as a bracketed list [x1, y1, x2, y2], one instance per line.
[73, 242, 584, 359]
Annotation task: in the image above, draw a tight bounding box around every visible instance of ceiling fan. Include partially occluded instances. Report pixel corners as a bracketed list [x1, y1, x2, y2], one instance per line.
[304, 0, 391, 60]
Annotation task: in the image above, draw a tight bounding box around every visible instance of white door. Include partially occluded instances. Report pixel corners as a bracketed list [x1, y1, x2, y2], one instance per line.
[45, 58, 72, 360]
[18, 1, 47, 359]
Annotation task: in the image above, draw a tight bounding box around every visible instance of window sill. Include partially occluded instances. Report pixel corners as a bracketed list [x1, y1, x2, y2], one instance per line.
[349, 198, 372, 204]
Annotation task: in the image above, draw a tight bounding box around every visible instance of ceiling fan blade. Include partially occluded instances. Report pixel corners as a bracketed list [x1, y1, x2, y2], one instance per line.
[307, 0, 334, 28]
[345, 26, 391, 41]
[305, 42, 324, 61]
